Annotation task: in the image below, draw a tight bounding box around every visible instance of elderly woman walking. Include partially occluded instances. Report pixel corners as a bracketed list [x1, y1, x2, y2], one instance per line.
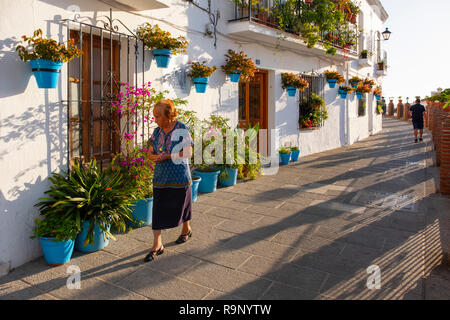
[144, 99, 194, 262]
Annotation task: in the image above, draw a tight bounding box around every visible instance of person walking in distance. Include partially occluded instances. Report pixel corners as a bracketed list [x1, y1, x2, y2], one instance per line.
[409, 98, 427, 143]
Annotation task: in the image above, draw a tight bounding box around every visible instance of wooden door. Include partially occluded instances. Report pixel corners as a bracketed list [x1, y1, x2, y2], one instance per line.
[238, 70, 268, 153]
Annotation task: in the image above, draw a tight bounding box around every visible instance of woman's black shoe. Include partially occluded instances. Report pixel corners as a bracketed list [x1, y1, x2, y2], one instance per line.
[144, 246, 164, 262]
[176, 230, 192, 244]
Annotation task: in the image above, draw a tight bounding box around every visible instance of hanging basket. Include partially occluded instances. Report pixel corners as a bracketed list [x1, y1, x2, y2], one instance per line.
[193, 77, 209, 93]
[229, 70, 242, 83]
[327, 79, 338, 88]
[376, 94, 381, 100]
[153, 48, 172, 68]
[339, 90, 348, 99]
[356, 92, 363, 99]
[286, 86, 297, 97]
[30, 59, 63, 89]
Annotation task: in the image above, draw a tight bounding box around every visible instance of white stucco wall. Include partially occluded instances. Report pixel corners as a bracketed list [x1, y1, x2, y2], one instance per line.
[0, 0, 388, 269]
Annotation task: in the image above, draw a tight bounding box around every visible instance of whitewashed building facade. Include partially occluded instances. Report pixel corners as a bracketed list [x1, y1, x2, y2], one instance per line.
[0, 0, 389, 270]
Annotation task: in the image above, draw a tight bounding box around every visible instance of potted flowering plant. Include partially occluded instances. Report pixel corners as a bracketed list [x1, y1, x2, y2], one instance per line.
[325, 70, 345, 88]
[355, 85, 371, 99]
[136, 23, 188, 68]
[189, 61, 217, 93]
[338, 85, 353, 99]
[16, 29, 82, 88]
[363, 78, 376, 89]
[349, 76, 363, 89]
[373, 86, 382, 100]
[281, 73, 309, 97]
[221, 49, 257, 82]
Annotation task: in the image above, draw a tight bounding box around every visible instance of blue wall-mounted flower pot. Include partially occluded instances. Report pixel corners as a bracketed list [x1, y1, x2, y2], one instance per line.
[376, 95, 381, 100]
[356, 92, 363, 99]
[229, 71, 241, 83]
[351, 83, 358, 89]
[192, 176, 202, 202]
[327, 79, 337, 88]
[153, 48, 172, 68]
[218, 167, 238, 187]
[279, 153, 292, 165]
[291, 150, 300, 162]
[128, 198, 153, 228]
[193, 169, 220, 193]
[75, 221, 111, 253]
[193, 77, 209, 93]
[287, 86, 297, 97]
[30, 59, 63, 89]
[39, 237, 75, 267]
[339, 90, 348, 99]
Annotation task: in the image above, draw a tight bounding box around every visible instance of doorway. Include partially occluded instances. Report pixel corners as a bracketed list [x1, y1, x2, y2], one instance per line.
[238, 70, 268, 152]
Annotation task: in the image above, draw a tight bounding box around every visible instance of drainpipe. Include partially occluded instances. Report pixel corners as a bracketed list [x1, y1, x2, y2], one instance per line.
[345, 60, 351, 146]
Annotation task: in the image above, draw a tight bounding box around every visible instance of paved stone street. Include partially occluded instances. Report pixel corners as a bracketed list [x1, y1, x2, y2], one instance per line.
[1, 117, 449, 300]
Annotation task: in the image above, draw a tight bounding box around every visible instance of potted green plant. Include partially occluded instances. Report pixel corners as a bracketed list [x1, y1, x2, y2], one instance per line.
[279, 146, 292, 165]
[281, 73, 309, 97]
[16, 29, 82, 89]
[290, 146, 300, 162]
[360, 50, 373, 59]
[221, 49, 257, 83]
[189, 61, 217, 93]
[37, 158, 137, 253]
[325, 70, 345, 88]
[31, 213, 80, 267]
[136, 23, 188, 68]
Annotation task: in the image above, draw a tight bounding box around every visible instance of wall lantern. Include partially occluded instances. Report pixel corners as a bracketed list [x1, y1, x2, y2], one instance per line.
[382, 28, 392, 41]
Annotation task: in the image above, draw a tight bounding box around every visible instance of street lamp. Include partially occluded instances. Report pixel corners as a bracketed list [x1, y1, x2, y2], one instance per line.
[382, 28, 392, 41]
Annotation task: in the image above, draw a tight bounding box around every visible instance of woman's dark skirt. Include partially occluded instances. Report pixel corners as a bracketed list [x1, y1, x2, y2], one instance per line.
[152, 186, 192, 230]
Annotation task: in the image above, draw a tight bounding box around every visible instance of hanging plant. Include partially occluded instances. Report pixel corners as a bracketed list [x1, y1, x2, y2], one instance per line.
[136, 23, 188, 68]
[16, 29, 82, 89]
[373, 86, 382, 100]
[221, 50, 257, 82]
[338, 85, 353, 99]
[349, 76, 363, 88]
[363, 78, 376, 89]
[189, 61, 217, 93]
[281, 73, 309, 97]
[325, 70, 345, 88]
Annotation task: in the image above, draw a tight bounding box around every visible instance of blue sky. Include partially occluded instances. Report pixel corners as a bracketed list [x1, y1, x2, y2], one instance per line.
[380, 0, 450, 101]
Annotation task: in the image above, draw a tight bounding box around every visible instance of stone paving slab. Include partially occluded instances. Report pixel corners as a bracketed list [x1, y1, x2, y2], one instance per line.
[1, 117, 450, 300]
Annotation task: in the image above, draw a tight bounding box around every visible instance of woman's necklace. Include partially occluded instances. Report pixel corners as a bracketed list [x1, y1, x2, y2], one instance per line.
[160, 121, 176, 153]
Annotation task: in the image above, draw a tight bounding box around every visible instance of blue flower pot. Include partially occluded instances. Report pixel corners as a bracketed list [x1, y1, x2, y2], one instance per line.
[193, 77, 209, 93]
[129, 198, 153, 228]
[39, 237, 75, 267]
[351, 83, 358, 89]
[376, 95, 381, 100]
[75, 221, 111, 253]
[193, 169, 220, 193]
[279, 153, 292, 165]
[356, 92, 363, 99]
[229, 71, 241, 83]
[29, 59, 63, 89]
[153, 48, 172, 68]
[219, 167, 238, 187]
[192, 176, 202, 202]
[339, 90, 348, 99]
[327, 79, 337, 88]
[286, 86, 297, 97]
[291, 150, 300, 162]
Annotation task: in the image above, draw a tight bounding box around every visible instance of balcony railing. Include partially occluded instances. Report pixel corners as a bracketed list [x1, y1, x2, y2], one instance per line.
[229, 0, 358, 55]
